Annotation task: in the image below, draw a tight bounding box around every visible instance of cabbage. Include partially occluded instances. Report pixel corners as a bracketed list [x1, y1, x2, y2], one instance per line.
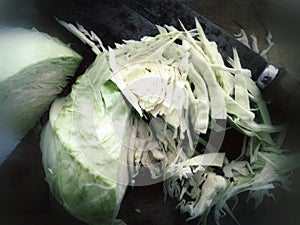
[0, 27, 82, 165]
[40, 53, 129, 225]
[40, 19, 298, 225]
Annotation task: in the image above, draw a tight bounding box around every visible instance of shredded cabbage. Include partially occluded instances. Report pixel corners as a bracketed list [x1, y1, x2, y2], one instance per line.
[40, 18, 299, 225]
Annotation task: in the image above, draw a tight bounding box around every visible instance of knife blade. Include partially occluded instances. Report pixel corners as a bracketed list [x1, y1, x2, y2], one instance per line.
[37, 0, 279, 87]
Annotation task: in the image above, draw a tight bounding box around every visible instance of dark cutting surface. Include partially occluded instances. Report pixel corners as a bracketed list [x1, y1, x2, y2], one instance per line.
[0, 0, 300, 225]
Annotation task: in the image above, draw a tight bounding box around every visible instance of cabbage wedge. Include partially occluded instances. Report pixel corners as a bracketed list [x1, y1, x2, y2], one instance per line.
[40, 53, 129, 225]
[0, 27, 82, 165]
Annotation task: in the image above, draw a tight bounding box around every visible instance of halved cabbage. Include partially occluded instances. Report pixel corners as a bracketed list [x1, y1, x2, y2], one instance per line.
[0, 27, 82, 165]
[40, 53, 129, 225]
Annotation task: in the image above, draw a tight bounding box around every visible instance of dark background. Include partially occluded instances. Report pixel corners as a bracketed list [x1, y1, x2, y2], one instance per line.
[0, 0, 300, 225]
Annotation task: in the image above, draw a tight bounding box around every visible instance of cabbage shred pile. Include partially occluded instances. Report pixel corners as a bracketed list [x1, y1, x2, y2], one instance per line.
[44, 19, 297, 225]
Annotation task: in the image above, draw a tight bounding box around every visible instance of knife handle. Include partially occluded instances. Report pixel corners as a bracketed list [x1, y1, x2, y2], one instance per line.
[263, 68, 300, 118]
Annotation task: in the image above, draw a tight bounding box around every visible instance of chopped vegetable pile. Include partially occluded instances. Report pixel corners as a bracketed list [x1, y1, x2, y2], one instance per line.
[39, 19, 298, 225]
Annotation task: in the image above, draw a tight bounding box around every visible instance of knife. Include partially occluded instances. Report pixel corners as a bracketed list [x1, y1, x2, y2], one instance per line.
[37, 0, 280, 89]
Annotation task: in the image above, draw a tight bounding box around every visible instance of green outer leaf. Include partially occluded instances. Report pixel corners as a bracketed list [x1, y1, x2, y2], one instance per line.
[41, 122, 117, 225]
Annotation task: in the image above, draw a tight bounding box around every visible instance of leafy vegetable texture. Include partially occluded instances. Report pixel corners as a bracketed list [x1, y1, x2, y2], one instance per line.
[0, 27, 82, 165]
[40, 53, 129, 225]
[40, 19, 298, 225]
